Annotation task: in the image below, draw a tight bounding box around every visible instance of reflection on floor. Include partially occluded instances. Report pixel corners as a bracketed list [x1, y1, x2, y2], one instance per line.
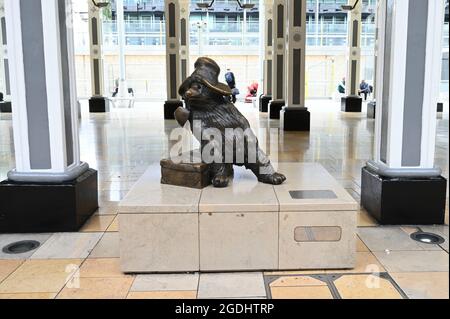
[0, 100, 448, 299]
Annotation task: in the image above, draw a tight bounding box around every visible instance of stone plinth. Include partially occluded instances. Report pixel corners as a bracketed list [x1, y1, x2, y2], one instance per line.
[119, 163, 358, 273]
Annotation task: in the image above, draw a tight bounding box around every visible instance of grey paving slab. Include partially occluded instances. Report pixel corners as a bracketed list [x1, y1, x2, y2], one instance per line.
[358, 227, 442, 252]
[198, 272, 266, 299]
[30, 233, 103, 259]
[131, 273, 199, 292]
[0, 233, 53, 260]
[373, 250, 449, 272]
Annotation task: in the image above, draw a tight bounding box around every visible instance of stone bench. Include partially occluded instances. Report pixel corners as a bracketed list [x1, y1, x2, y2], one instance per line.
[119, 163, 357, 273]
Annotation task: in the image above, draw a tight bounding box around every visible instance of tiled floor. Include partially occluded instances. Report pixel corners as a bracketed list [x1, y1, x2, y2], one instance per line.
[0, 100, 448, 299]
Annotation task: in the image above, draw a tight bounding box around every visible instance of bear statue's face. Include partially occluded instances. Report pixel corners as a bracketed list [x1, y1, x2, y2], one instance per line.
[181, 78, 223, 107]
[183, 82, 203, 101]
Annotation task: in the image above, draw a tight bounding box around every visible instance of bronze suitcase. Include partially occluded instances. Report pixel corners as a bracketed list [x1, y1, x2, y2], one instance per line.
[160, 159, 211, 189]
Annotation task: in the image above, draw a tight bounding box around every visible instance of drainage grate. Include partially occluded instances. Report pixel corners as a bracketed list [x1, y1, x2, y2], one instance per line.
[410, 232, 445, 245]
[2, 240, 41, 254]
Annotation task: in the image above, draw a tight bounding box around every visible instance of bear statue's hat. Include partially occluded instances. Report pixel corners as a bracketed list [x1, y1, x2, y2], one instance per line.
[179, 57, 232, 97]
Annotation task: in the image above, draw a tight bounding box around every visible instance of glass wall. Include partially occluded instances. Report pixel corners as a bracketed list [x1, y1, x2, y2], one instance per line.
[72, 0, 448, 100]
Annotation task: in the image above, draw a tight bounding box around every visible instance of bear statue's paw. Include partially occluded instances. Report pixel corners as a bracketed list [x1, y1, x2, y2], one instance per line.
[258, 172, 286, 185]
[212, 174, 231, 188]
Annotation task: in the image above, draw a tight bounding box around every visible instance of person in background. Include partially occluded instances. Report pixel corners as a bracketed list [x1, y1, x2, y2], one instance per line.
[225, 68, 238, 103]
[245, 82, 259, 103]
[359, 79, 371, 101]
[337, 77, 346, 94]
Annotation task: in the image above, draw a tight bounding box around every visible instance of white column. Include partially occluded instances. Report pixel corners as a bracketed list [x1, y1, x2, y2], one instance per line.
[0, 0, 10, 100]
[165, 0, 182, 103]
[271, 0, 286, 103]
[285, 0, 307, 108]
[116, 0, 130, 102]
[263, 0, 273, 97]
[345, 0, 362, 96]
[179, 0, 190, 82]
[4, 0, 88, 182]
[88, 0, 105, 97]
[371, 0, 380, 101]
[368, 0, 445, 177]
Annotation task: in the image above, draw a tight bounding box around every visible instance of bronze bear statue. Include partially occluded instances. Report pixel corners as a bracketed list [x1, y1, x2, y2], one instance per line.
[175, 57, 286, 188]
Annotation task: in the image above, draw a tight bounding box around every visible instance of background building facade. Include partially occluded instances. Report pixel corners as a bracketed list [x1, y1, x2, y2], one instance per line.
[70, 0, 449, 101]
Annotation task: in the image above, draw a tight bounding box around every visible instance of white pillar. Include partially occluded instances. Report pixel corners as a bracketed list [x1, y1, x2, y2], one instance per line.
[271, 0, 286, 104]
[0, 0, 10, 100]
[368, 0, 445, 177]
[179, 0, 190, 82]
[4, 0, 88, 182]
[88, 0, 105, 97]
[345, 0, 362, 96]
[262, 0, 273, 97]
[371, 0, 380, 101]
[285, 0, 307, 108]
[116, 0, 129, 101]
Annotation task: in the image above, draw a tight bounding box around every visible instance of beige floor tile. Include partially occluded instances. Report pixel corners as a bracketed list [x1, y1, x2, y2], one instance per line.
[357, 209, 378, 227]
[264, 270, 328, 276]
[269, 276, 327, 287]
[127, 291, 197, 299]
[325, 252, 385, 274]
[0, 260, 24, 283]
[271, 286, 333, 299]
[88, 233, 120, 258]
[79, 258, 132, 278]
[356, 236, 370, 252]
[95, 206, 119, 216]
[106, 216, 119, 232]
[0, 293, 56, 299]
[57, 277, 134, 299]
[390, 272, 449, 299]
[0, 259, 83, 293]
[80, 215, 115, 232]
[334, 274, 403, 299]
[373, 250, 449, 272]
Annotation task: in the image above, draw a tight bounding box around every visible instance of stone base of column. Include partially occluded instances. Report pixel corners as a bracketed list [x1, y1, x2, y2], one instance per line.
[259, 95, 272, 113]
[280, 107, 310, 131]
[437, 102, 444, 113]
[0, 169, 98, 233]
[269, 100, 285, 119]
[367, 101, 376, 119]
[341, 96, 362, 112]
[0, 101, 12, 113]
[361, 167, 447, 225]
[89, 96, 110, 113]
[164, 100, 183, 120]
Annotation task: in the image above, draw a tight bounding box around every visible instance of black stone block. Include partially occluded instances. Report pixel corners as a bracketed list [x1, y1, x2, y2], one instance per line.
[280, 107, 310, 131]
[341, 96, 362, 112]
[269, 100, 285, 119]
[259, 95, 272, 113]
[361, 167, 447, 225]
[164, 100, 183, 120]
[0, 169, 99, 233]
[89, 97, 110, 113]
[437, 102, 443, 113]
[0, 101, 12, 113]
[367, 101, 376, 119]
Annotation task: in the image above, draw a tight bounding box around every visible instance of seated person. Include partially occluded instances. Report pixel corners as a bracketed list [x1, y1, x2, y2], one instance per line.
[358, 80, 371, 100]
[337, 78, 346, 94]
